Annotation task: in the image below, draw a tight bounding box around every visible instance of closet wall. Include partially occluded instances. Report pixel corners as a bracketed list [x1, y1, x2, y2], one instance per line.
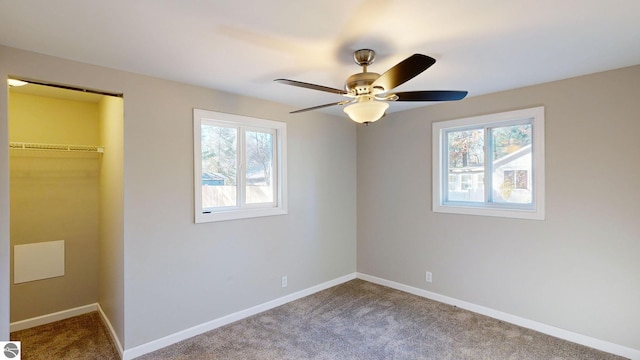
[9, 89, 101, 322]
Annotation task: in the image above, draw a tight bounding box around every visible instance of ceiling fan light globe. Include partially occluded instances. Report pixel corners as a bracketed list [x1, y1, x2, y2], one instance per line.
[343, 101, 389, 124]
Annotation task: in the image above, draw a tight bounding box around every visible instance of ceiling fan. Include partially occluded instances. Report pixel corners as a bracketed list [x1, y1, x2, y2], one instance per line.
[275, 49, 468, 124]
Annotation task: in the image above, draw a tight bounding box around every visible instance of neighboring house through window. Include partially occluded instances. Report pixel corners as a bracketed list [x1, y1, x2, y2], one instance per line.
[432, 106, 545, 220]
[194, 109, 287, 223]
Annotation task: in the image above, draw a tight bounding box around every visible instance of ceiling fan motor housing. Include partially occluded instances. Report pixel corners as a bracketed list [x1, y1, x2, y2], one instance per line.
[345, 72, 381, 95]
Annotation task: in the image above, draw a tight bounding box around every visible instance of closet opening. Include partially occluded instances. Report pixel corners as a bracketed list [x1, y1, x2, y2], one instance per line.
[7, 78, 124, 354]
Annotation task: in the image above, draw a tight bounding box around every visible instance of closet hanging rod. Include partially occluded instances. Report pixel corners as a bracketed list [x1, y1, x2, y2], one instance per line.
[8, 77, 123, 98]
[9, 142, 104, 153]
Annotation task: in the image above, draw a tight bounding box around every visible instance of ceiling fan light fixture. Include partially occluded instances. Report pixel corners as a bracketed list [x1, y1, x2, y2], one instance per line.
[343, 98, 389, 124]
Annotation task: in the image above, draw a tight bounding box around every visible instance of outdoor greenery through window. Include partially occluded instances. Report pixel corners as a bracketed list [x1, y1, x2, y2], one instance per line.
[432, 107, 545, 220]
[194, 109, 287, 222]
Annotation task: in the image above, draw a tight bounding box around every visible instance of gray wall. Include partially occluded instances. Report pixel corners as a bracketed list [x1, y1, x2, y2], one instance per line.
[357, 65, 640, 350]
[0, 45, 357, 349]
[0, 49, 10, 339]
[98, 95, 125, 348]
[121, 72, 357, 348]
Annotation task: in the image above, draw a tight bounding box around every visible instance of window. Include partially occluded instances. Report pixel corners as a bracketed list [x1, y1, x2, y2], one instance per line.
[194, 109, 287, 222]
[432, 106, 544, 220]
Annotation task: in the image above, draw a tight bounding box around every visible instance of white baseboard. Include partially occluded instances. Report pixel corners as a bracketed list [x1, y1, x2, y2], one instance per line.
[123, 273, 357, 360]
[97, 303, 124, 359]
[10, 303, 98, 332]
[356, 272, 640, 360]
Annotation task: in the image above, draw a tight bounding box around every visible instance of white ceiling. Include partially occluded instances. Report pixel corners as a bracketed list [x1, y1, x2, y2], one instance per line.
[2, 1, 639, 117]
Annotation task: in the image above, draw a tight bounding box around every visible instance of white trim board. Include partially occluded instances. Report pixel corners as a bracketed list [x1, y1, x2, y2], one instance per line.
[123, 273, 357, 360]
[356, 272, 640, 360]
[97, 303, 124, 358]
[10, 303, 98, 332]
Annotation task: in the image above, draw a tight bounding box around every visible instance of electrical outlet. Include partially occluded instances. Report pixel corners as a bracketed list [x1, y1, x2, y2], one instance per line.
[425, 271, 432, 283]
[281, 276, 288, 288]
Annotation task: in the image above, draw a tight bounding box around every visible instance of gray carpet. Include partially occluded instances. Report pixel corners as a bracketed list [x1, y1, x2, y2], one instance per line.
[138, 279, 625, 359]
[10, 311, 119, 360]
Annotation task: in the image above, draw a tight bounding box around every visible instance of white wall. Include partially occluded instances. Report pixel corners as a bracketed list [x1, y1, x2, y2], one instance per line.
[357, 65, 640, 352]
[0, 45, 357, 349]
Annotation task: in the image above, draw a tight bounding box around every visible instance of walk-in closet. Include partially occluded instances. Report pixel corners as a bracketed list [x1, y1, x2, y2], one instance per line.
[8, 79, 123, 341]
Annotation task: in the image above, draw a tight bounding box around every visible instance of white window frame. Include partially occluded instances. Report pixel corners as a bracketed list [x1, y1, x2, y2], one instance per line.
[194, 109, 287, 223]
[432, 106, 545, 220]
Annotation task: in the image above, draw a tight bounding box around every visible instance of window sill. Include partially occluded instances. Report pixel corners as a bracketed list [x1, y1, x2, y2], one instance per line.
[195, 207, 288, 223]
[433, 203, 544, 220]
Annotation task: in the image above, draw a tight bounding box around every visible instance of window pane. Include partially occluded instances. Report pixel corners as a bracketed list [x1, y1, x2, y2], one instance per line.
[433, 106, 544, 220]
[201, 125, 237, 208]
[446, 129, 484, 202]
[245, 130, 274, 204]
[491, 124, 532, 204]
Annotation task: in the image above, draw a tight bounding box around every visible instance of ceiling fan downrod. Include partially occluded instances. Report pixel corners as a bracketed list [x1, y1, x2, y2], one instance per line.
[345, 49, 382, 96]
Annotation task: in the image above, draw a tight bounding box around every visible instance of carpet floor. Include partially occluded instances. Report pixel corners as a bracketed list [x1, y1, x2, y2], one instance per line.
[139, 279, 625, 360]
[10, 311, 119, 360]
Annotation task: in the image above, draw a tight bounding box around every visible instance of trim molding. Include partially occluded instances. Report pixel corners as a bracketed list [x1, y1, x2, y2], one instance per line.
[123, 273, 356, 360]
[10, 303, 98, 332]
[97, 304, 124, 358]
[356, 272, 640, 360]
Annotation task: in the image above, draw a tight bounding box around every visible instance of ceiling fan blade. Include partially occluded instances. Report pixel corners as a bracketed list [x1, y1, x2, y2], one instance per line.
[371, 54, 436, 92]
[275, 79, 347, 95]
[290, 100, 352, 114]
[393, 90, 468, 101]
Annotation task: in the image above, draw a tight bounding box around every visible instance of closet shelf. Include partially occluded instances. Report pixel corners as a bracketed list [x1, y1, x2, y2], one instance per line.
[9, 142, 104, 153]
